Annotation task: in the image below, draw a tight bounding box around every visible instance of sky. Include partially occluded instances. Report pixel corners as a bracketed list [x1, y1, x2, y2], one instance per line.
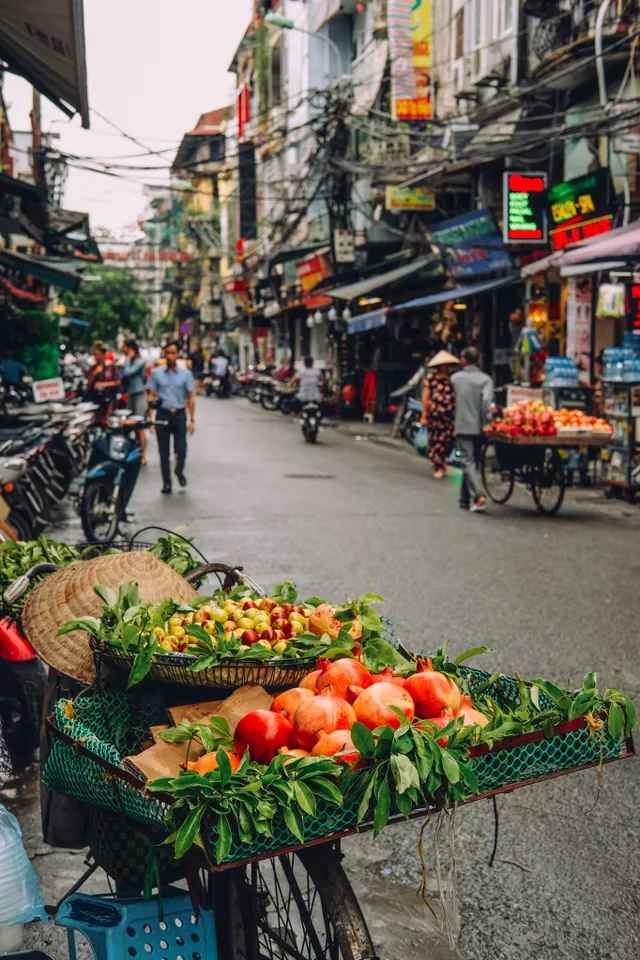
[4, 0, 253, 237]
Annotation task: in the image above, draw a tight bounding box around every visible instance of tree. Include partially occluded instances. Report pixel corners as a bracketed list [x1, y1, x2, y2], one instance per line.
[61, 265, 150, 345]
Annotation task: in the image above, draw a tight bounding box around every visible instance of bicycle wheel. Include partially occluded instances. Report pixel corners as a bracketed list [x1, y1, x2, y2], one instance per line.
[530, 450, 565, 516]
[215, 845, 376, 960]
[481, 442, 514, 504]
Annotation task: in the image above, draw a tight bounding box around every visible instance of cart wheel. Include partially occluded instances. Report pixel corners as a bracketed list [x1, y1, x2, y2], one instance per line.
[530, 451, 565, 516]
[215, 846, 377, 960]
[481, 442, 514, 504]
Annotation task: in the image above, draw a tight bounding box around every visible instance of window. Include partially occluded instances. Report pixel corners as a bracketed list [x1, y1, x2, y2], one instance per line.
[455, 8, 464, 60]
[501, 0, 513, 34]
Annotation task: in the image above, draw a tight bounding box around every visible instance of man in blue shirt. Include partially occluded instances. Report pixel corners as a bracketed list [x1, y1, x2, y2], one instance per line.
[147, 341, 195, 494]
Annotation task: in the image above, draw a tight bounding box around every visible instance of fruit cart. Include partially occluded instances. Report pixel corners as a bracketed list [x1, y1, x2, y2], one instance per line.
[22, 556, 637, 959]
[482, 431, 613, 515]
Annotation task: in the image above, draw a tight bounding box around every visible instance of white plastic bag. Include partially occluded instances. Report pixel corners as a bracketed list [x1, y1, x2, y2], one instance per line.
[0, 805, 47, 928]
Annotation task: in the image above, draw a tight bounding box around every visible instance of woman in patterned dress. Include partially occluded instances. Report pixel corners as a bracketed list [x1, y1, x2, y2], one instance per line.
[420, 350, 459, 479]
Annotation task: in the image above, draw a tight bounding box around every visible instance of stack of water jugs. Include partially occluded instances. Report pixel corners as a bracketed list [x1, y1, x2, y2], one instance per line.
[543, 357, 580, 386]
[602, 347, 640, 383]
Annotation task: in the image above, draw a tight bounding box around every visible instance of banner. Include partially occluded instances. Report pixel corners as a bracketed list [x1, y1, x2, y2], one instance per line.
[385, 186, 435, 211]
[388, 0, 431, 121]
[430, 209, 513, 279]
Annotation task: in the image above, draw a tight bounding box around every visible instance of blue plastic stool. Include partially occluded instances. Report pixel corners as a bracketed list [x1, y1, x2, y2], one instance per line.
[55, 888, 217, 960]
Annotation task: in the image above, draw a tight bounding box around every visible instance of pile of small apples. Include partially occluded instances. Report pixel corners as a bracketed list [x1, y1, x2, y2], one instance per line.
[188, 658, 489, 774]
[154, 596, 313, 657]
[493, 399, 612, 438]
[552, 407, 612, 433]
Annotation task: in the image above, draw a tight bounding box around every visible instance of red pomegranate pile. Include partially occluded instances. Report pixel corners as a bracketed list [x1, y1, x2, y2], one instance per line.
[231, 657, 488, 766]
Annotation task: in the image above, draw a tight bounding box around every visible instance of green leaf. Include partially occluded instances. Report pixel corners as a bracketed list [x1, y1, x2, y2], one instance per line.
[303, 596, 324, 608]
[307, 777, 343, 806]
[453, 646, 493, 665]
[374, 725, 395, 759]
[57, 617, 102, 638]
[441, 750, 461, 785]
[175, 804, 206, 858]
[390, 754, 416, 795]
[127, 636, 158, 687]
[333, 609, 355, 624]
[293, 781, 316, 816]
[356, 774, 376, 824]
[624, 697, 638, 735]
[359, 592, 384, 605]
[185, 623, 214, 649]
[208, 717, 232, 740]
[459, 762, 479, 794]
[608, 701, 624, 741]
[532, 678, 566, 703]
[123, 603, 145, 623]
[283, 806, 305, 843]
[568, 692, 597, 721]
[94, 584, 118, 608]
[216, 747, 232, 786]
[583, 672, 597, 691]
[158, 721, 195, 743]
[350, 722, 375, 757]
[189, 656, 216, 672]
[215, 815, 233, 864]
[373, 778, 390, 837]
[388, 705, 410, 729]
[542, 718, 554, 740]
[121, 622, 141, 654]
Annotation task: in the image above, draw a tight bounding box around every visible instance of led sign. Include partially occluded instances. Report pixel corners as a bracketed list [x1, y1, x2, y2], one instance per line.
[547, 169, 613, 251]
[503, 171, 547, 244]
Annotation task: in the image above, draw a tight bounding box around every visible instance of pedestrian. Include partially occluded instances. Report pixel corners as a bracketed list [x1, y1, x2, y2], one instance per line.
[420, 350, 458, 479]
[450, 346, 494, 513]
[211, 349, 230, 393]
[190, 346, 205, 395]
[85, 341, 119, 415]
[147, 341, 195, 495]
[291, 355, 324, 413]
[121, 339, 148, 466]
[0, 348, 28, 385]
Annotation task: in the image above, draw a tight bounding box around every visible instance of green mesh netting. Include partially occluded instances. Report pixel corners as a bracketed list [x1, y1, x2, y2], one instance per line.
[44, 672, 625, 866]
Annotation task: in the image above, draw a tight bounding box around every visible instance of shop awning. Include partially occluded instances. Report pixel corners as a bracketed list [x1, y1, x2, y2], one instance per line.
[521, 220, 640, 277]
[327, 256, 439, 301]
[0, 250, 87, 292]
[0, 0, 90, 128]
[559, 260, 626, 278]
[393, 273, 521, 311]
[346, 308, 388, 335]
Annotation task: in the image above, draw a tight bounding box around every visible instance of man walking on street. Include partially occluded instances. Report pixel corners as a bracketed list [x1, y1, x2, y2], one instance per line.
[451, 346, 494, 513]
[147, 342, 195, 495]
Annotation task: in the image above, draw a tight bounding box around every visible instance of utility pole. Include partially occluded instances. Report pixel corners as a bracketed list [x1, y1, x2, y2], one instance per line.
[30, 88, 42, 184]
[152, 218, 161, 338]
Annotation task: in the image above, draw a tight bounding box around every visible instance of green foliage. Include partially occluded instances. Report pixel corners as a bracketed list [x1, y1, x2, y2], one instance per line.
[61, 265, 149, 345]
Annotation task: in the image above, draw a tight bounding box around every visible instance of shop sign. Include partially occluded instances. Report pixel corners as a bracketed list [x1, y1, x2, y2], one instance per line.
[503, 172, 547, 244]
[385, 185, 436, 211]
[388, 0, 432, 121]
[334, 228, 356, 264]
[296, 250, 332, 295]
[566, 277, 592, 385]
[32, 377, 64, 403]
[430, 209, 513, 279]
[627, 268, 640, 330]
[506, 385, 542, 407]
[547, 169, 613, 251]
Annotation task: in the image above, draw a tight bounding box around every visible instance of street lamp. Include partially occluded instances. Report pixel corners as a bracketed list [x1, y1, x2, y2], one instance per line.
[263, 12, 346, 77]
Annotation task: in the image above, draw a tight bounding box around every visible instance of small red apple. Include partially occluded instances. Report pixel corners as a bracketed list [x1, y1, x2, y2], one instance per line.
[280, 604, 294, 616]
[260, 628, 276, 642]
[259, 598, 277, 613]
[241, 630, 260, 645]
[274, 629, 286, 640]
[292, 606, 305, 616]
[243, 599, 258, 610]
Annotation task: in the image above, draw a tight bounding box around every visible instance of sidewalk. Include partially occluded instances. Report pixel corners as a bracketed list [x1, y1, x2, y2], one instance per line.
[329, 418, 406, 450]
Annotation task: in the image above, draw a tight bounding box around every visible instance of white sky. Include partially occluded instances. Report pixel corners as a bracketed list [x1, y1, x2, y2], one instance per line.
[3, 0, 253, 236]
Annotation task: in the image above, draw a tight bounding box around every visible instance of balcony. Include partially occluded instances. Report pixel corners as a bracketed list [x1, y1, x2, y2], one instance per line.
[527, 0, 631, 90]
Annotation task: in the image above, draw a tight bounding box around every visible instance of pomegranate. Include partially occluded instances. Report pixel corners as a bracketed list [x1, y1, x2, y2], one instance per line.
[293, 696, 356, 750]
[370, 667, 406, 688]
[352, 682, 415, 730]
[271, 687, 314, 721]
[316, 658, 373, 702]
[458, 694, 488, 728]
[187, 751, 242, 775]
[278, 747, 311, 762]
[300, 669, 322, 692]
[311, 730, 360, 765]
[417, 716, 451, 747]
[308, 604, 363, 642]
[404, 659, 463, 719]
[234, 710, 294, 764]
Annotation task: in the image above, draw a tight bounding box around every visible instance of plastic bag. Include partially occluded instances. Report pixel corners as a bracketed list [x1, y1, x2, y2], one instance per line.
[0, 804, 47, 926]
[414, 425, 429, 457]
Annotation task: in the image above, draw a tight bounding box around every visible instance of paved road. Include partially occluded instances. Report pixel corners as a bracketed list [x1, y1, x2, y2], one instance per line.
[8, 396, 640, 960]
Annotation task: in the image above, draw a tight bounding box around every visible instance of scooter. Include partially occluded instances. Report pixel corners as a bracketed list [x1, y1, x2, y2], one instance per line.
[72, 411, 147, 543]
[300, 401, 322, 443]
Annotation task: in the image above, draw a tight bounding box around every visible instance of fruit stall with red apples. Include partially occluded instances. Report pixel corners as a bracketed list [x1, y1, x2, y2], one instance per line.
[482, 398, 613, 515]
[23, 550, 636, 958]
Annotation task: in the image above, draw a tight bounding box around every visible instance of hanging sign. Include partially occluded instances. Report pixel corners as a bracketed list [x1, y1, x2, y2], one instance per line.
[385, 185, 436, 211]
[547, 169, 613, 251]
[388, 0, 432, 121]
[32, 377, 65, 403]
[503, 172, 547, 244]
[430, 208, 513, 279]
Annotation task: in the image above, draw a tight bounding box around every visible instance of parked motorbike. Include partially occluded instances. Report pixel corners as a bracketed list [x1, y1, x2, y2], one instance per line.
[300, 401, 322, 443]
[390, 365, 425, 440]
[206, 371, 231, 398]
[399, 397, 422, 447]
[72, 411, 147, 543]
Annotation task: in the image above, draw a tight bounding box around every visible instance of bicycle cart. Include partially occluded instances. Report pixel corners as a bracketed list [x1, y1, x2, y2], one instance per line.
[481, 432, 612, 516]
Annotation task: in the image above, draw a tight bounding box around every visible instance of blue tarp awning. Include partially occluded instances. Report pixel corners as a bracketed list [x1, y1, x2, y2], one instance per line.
[393, 274, 521, 312]
[346, 308, 388, 335]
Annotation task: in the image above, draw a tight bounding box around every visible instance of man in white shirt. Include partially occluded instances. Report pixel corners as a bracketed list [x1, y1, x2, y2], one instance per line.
[293, 356, 323, 410]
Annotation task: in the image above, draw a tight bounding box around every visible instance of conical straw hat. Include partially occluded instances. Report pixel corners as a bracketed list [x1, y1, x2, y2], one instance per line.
[427, 350, 459, 367]
[22, 551, 198, 684]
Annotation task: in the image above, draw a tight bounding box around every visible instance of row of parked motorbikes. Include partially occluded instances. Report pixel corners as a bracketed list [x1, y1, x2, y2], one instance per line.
[0, 381, 148, 545]
[206, 363, 324, 443]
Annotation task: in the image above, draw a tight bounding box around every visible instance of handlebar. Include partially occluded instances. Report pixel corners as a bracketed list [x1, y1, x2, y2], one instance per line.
[3, 562, 61, 604]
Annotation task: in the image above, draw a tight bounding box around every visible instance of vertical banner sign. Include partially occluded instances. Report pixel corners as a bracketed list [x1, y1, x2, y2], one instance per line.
[388, 0, 432, 120]
[565, 277, 593, 385]
[503, 172, 547, 243]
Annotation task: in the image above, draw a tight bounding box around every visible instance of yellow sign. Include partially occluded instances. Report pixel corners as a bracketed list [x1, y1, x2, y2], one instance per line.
[389, 0, 432, 121]
[385, 186, 436, 211]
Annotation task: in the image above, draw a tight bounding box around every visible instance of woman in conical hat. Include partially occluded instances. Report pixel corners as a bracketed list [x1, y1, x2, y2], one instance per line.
[420, 351, 459, 479]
